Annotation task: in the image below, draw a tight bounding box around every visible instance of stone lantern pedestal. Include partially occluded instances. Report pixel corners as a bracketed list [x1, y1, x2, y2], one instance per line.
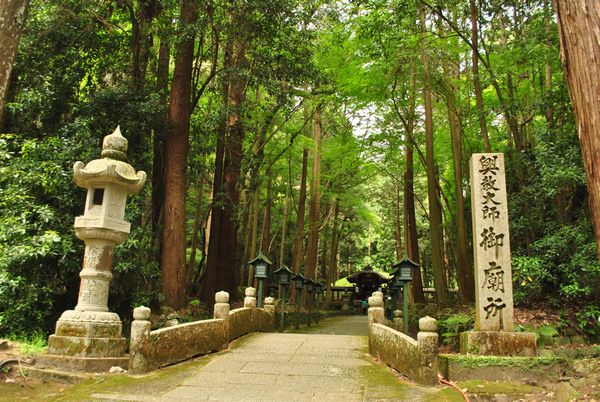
[38, 127, 146, 372]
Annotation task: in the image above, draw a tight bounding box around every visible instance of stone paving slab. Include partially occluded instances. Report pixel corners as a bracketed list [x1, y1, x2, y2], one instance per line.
[91, 393, 160, 401]
[241, 361, 337, 376]
[288, 354, 369, 366]
[182, 371, 281, 386]
[199, 359, 248, 372]
[224, 352, 294, 363]
[275, 373, 362, 392]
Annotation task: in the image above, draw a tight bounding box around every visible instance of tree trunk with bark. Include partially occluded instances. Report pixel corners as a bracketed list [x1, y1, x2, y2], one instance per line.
[279, 191, 290, 266]
[326, 199, 340, 308]
[443, 58, 474, 303]
[130, 0, 159, 89]
[215, 35, 248, 295]
[260, 176, 272, 254]
[291, 148, 308, 303]
[161, 0, 198, 309]
[305, 108, 322, 281]
[421, 8, 448, 306]
[403, 68, 426, 303]
[393, 178, 403, 260]
[0, 0, 29, 130]
[470, 0, 491, 152]
[201, 33, 230, 302]
[151, 39, 170, 269]
[555, 0, 600, 261]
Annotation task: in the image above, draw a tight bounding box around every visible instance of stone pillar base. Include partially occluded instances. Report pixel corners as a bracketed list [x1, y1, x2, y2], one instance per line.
[48, 335, 126, 357]
[36, 354, 129, 373]
[44, 309, 127, 372]
[460, 330, 537, 356]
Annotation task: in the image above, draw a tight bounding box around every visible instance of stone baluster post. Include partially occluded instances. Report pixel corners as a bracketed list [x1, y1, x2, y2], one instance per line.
[264, 297, 276, 330]
[129, 306, 151, 374]
[392, 310, 403, 331]
[213, 291, 230, 343]
[244, 287, 257, 308]
[368, 293, 385, 325]
[417, 316, 439, 385]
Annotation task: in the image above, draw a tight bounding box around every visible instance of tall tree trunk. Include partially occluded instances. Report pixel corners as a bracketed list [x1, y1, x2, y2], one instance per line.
[151, 39, 170, 269]
[393, 178, 403, 260]
[161, 0, 197, 309]
[326, 199, 340, 308]
[544, 0, 554, 125]
[555, 0, 600, 261]
[131, 0, 159, 89]
[292, 149, 309, 274]
[201, 34, 230, 302]
[403, 67, 425, 303]
[305, 108, 322, 281]
[216, 47, 247, 295]
[291, 148, 308, 303]
[0, 0, 29, 130]
[470, 0, 491, 152]
[239, 191, 252, 285]
[247, 189, 260, 286]
[260, 176, 272, 254]
[319, 235, 328, 281]
[279, 190, 290, 266]
[187, 177, 205, 293]
[443, 58, 474, 303]
[421, 8, 448, 306]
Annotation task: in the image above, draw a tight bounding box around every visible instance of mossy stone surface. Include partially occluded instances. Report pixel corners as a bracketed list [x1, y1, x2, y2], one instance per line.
[439, 353, 568, 382]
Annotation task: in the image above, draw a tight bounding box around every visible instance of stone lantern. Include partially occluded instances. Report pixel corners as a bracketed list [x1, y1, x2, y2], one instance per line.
[44, 126, 146, 372]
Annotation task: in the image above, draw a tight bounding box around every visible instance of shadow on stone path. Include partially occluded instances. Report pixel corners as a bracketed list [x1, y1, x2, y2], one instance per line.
[54, 315, 449, 402]
[292, 314, 370, 336]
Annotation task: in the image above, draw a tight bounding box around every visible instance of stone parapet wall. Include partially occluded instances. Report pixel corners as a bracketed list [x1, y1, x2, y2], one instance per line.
[228, 307, 273, 341]
[144, 319, 228, 371]
[129, 288, 275, 374]
[367, 293, 439, 385]
[369, 323, 422, 380]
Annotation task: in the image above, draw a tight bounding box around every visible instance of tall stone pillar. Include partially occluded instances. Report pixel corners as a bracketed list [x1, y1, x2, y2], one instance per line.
[42, 127, 146, 372]
[461, 153, 535, 356]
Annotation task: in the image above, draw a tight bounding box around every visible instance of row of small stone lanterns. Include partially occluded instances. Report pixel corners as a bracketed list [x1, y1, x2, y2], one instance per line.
[248, 253, 324, 332]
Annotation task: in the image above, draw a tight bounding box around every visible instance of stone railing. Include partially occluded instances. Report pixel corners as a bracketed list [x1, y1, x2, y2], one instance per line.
[367, 292, 439, 385]
[129, 287, 275, 374]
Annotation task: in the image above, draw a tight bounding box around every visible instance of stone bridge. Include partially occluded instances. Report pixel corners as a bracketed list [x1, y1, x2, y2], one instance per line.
[64, 315, 442, 401]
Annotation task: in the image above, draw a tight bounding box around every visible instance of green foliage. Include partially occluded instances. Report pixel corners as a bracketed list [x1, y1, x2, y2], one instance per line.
[0, 134, 84, 335]
[8, 330, 48, 355]
[576, 304, 600, 340]
[1, 0, 599, 336]
[512, 256, 546, 304]
[438, 312, 474, 350]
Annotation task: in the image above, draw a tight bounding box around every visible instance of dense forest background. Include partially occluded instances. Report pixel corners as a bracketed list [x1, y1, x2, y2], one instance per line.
[1, 0, 599, 339]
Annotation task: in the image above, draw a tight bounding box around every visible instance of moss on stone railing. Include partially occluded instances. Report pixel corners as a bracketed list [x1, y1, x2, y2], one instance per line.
[367, 292, 439, 385]
[128, 287, 275, 374]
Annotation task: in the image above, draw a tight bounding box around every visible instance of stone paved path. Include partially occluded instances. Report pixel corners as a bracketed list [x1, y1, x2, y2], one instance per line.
[86, 316, 435, 402]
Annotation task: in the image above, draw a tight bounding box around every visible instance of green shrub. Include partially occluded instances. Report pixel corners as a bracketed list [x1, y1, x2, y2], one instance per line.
[438, 312, 474, 350]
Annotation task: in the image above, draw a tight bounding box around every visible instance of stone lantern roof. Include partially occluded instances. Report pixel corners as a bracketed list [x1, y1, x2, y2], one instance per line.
[73, 126, 146, 194]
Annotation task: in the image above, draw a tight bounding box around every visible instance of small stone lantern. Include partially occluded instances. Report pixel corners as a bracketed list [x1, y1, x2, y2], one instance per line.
[45, 126, 146, 372]
[391, 256, 418, 334]
[273, 265, 293, 332]
[248, 252, 272, 308]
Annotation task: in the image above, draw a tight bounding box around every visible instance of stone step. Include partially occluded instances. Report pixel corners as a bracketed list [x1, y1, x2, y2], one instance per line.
[25, 366, 92, 384]
[36, 354, 129, 373]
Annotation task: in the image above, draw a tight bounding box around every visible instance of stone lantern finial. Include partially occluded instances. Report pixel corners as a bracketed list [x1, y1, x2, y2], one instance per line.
[102, 126, 128, 161]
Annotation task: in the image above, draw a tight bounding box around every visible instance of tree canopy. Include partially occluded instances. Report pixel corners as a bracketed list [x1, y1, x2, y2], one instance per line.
[0, 0, 598, 339]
